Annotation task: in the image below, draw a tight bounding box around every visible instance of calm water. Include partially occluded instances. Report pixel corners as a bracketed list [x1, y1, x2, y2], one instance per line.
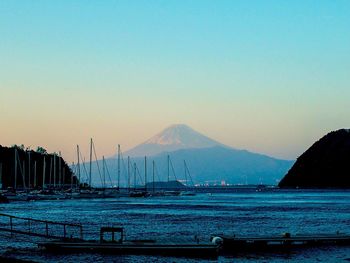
[1, 189, 350, 262]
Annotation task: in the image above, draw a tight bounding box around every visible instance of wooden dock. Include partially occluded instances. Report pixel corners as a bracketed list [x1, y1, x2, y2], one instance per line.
[214, 232, 350, 253]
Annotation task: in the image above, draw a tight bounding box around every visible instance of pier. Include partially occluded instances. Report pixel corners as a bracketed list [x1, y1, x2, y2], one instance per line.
[215, 232, 350, 253]
[0, 213, 83, 240]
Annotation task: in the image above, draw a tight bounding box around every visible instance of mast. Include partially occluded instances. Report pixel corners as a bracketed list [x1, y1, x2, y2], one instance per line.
[71, 162, 74, 190]
[53, 154, 56, 188]
[14, 148, 17, 190]
[0, 162, 2, 190]
[49, 157, 53, 188]
[34, 161, 37, 188]
[152, 160, 155, 193]
[102, 156, 106, 189]
[28, 151, 31, 190]
[89, 138, 92, 188]
[144, 156, 147, 191]
[184, 160, 187, 186]
[59, 151, 62, 189]
[77, 145, 81, 189]
[62, 167, 66, 189]
[117, 145, 120, 190]
[167, 155, 170, 182]
[133, 163, 136, 190]
[62, 166, 65, 187]
[42, 156, 46, 189]
[22, 160, 26, 190]
[127, 156, 130, 191]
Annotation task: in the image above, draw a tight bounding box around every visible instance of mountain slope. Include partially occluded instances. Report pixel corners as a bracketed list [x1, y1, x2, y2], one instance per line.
[279, 129, 350, 188]
[125, 124, 223, 157]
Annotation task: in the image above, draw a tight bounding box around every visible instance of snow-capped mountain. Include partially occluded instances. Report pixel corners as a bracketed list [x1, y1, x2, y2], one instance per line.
[125, 124, 223, 157]
[86, 124, 294, 186]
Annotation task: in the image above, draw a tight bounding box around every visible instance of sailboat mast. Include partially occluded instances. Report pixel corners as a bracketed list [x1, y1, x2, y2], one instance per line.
[28, 151, 31, 190]
[0, 162, 2, 190]
[152, 160, 155, 193]
[133, 163, 136, 190]
[117, 145, 120, 189]
[59, 151, 62, 189]
[49, 157, 53, 188]
[62, 166, 65, 187]
[127, 156, 130, 191]
[22, 160, 26, 190]
[184, 160, 187, 186]
[14, 148, 17, 190]
[103, 156, 106, 189]
[34, 161, 37, 188]
[144, 156, 147, 191]
[53, 154, 56, 188]
[71, 162, 74, 190]
[167, 155, 170, 182]
[89, 138, 92, 188]
[77, 145, 80, 188]
[42, 156, 46, 189]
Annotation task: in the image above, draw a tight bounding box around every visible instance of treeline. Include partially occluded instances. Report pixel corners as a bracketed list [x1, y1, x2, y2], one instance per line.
[0, 145, 79, 190]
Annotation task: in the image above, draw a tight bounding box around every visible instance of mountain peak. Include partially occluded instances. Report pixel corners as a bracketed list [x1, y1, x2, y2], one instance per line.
[125, 124, 222, 157]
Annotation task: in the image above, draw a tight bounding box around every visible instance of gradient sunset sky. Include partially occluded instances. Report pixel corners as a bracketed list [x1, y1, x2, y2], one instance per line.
[1, 0, 349, 162]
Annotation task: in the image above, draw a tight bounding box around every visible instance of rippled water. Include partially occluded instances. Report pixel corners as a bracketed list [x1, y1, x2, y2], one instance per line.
[1, 189, 350, 262]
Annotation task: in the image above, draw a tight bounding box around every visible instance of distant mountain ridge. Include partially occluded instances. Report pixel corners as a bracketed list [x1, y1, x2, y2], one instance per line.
[84, 124, 293, 186]
[125, 124, 223, 157]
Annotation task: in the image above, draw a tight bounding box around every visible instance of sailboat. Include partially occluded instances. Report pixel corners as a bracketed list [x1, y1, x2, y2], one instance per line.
[179, 160, 196, 196]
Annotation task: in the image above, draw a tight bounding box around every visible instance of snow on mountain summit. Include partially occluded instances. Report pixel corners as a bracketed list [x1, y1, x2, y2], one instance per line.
[125, 124, 222, 157]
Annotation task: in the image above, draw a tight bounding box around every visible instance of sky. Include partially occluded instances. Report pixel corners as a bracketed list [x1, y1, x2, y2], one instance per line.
[1, 0, 349, 163]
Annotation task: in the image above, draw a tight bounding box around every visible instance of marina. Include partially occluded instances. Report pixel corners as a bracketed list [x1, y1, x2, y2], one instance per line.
[2, 191, 350, 262]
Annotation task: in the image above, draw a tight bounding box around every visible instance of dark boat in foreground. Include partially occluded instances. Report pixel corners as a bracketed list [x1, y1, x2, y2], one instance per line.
[39, 227, 220, 259]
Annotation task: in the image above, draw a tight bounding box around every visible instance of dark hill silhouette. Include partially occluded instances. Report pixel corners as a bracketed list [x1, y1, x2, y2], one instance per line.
[279, 129, 350, 188]
[0, 145, 78, 190]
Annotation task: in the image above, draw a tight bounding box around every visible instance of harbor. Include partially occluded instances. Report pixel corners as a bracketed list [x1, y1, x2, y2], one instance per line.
[2, 190, 350, 262]
[0, 142, 199, 202]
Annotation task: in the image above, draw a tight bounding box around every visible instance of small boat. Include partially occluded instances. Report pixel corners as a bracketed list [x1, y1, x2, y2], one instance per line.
[180, 191, 196, 196]
[128, 190, 149, 197]
[39, 227, 220, 259]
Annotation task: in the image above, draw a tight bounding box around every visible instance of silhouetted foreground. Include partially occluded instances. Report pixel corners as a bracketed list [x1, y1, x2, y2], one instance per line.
[0, 145, 78, 190]
[279, 129, 350, 188]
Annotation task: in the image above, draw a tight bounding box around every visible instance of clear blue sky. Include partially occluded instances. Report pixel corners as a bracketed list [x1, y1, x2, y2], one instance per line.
[1, 0, 349, 161]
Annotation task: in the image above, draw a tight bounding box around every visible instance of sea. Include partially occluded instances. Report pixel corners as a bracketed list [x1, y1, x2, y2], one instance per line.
[1, 189, 350, 262]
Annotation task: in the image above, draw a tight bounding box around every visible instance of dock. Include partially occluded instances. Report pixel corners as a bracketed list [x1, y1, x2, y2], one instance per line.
[0, 213, 83, 240]
[214, 232, 350, 253]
